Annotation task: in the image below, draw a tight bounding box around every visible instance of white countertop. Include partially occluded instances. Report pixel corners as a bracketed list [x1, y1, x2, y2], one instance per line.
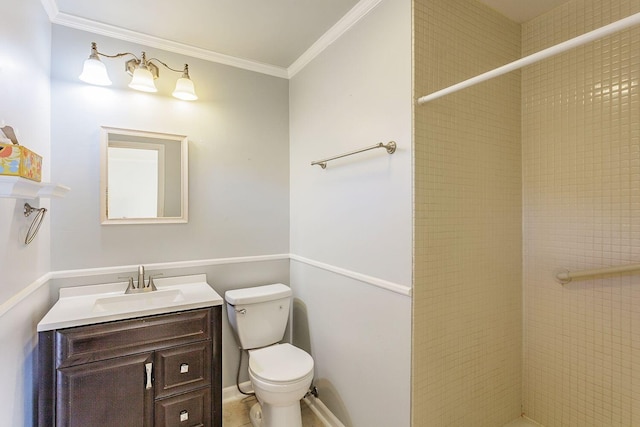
[37, 274, 223, 331]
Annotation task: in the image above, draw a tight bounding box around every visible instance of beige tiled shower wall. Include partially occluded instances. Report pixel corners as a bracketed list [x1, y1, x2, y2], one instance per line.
[522, 0, 640, 426]
[413, 0, 522, 425]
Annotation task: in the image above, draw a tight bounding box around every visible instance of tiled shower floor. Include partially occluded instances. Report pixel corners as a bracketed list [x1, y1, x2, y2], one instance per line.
[504, 418, 542, 426]
[223, 396, 325, 427]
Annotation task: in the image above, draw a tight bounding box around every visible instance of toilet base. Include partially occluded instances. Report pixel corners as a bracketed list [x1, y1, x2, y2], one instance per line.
[248, 400, 303, 427]
[249, 402, 262, 427]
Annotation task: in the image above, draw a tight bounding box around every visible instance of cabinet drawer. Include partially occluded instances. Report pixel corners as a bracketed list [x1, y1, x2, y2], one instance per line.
[155, 387, 211, 427]
[155, 341, 212, 399]
[56, 309, 212, 368]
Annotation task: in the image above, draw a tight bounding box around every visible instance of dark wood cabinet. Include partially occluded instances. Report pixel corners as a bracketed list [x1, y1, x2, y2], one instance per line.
[155, 388, 212, 427]
[57, 352, 154, 427]
[38, 306, 222, 427]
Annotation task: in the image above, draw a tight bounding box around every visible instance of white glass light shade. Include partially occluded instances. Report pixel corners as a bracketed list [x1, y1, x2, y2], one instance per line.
[79, 58, 112, 86]
[128, 67, 157, 93]
[172, 77, 198, 101]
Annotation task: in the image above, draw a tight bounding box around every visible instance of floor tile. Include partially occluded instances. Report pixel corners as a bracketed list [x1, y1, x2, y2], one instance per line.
[223, 396, 324, 426]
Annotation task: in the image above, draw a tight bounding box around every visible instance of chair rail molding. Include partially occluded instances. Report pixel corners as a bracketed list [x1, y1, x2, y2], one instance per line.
[290, 253, 412, 297]
[1, 252, 411, 319]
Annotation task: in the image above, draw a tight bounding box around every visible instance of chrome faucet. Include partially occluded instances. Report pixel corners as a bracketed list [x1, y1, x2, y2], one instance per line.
[137, 265, 145, 289]
[124, 265, 159, 294]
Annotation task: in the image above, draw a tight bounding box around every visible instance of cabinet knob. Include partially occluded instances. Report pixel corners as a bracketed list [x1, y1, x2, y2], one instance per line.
[180, 410, 189, 422]
[180, 363, 189, 373]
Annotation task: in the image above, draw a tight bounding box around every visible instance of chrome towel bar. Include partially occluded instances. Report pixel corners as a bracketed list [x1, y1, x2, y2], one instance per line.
[311, 141, 396, 169]
[556, 263, 640, 284]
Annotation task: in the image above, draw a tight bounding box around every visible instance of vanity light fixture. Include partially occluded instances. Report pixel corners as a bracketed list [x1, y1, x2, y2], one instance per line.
[79, 42, 198, 101]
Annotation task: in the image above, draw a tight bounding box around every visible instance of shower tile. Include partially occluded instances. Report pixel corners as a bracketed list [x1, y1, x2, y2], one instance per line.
[522, 0, 640, 425]
[415, 0, 640, 425]
[503, 418, 543, 427]
[413, 0, 522, 425]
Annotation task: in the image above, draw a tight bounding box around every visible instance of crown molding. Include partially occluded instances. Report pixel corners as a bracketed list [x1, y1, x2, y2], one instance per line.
[39, 0, 58, 21]
[40, 0, 381, 80]
[43, 4, 288, 79]
[287, 0, 384, 78]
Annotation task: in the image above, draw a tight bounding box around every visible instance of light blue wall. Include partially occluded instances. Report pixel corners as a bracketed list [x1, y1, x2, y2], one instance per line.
[47, 24, 292, 390]
[49, 26, 290, 270]
[0, 0, 52, 424]
[0, 0, 51, 304]
[289, 0, 413, 425]
[0, 2, 414, 426]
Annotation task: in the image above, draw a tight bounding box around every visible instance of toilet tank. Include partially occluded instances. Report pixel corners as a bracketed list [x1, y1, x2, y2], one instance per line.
[225, 284, 292, 350]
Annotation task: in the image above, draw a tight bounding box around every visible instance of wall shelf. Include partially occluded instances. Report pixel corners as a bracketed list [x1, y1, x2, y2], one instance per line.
[0, 176, 70, 199]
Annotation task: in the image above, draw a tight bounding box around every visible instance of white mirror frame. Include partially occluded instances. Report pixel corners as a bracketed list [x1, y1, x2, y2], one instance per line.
[100, 126, 189, 225]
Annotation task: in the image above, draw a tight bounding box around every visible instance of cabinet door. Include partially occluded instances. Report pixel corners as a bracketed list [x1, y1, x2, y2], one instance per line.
[57, 352, 154, 427]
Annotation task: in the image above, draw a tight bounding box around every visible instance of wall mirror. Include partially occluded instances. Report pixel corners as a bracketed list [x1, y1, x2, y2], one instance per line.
[100, 127, 188, 224]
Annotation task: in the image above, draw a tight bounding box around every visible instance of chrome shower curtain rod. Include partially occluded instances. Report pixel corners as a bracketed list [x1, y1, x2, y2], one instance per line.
[417, 11, 640, 105]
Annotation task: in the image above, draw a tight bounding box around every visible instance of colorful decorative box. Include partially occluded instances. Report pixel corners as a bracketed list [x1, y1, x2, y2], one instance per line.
[0, 143, 43, 182]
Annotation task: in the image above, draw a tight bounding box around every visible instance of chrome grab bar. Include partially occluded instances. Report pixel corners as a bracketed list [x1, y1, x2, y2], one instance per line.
[556, 263, 640, 284]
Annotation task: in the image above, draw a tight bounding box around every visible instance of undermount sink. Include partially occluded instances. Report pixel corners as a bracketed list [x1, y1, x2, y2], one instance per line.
[37, 273, 223, 331]
[92, 288, 185, 313]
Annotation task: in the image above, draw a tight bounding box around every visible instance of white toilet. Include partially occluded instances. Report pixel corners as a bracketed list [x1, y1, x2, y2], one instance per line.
[225, 284, 314, 427]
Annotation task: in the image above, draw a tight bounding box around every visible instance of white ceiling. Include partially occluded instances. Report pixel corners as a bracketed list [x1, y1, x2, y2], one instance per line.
[52, 0, 361, 70]
[45, 0, 569, 77]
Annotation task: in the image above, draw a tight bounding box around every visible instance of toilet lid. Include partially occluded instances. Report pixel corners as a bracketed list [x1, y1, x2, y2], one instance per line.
[249, 343, 314, 383]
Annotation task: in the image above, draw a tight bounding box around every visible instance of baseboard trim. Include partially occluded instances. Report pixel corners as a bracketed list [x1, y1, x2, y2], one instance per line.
[303, 395, 347, 427]
[222, 382, 345, 427]
[222, 381, 254, 403]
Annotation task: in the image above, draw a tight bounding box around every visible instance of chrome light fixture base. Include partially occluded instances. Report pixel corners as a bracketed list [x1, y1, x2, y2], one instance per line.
[125, 58, 159, 79]
[79, 42, 198, 101]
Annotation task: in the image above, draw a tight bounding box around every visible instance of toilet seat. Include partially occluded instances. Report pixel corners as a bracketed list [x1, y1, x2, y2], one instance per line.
[249, 343, 313, 384]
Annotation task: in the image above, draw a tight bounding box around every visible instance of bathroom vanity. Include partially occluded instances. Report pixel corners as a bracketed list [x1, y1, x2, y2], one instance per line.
[37, 274, 223, 427]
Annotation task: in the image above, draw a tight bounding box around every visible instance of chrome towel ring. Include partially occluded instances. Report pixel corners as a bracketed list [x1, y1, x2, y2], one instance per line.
[23, 202, 47, 245]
